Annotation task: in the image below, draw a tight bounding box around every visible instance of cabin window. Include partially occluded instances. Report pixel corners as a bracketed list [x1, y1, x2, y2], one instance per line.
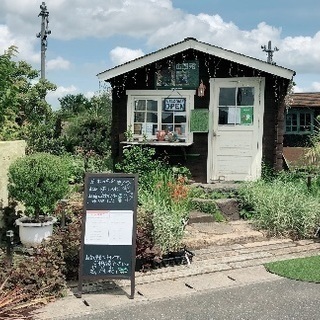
[285, 110, 314, 134]
[218, 87, 254, 125]
[126, 90, 194, 143]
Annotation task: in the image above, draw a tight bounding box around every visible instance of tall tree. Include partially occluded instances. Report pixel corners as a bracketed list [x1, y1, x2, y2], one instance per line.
[58, 94, 90, 119]
[0, 46, 56, 140]
[62, 92, 112, 155]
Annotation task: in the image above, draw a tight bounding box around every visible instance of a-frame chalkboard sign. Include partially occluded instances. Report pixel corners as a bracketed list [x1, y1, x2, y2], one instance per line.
[77, 173, 138, 299]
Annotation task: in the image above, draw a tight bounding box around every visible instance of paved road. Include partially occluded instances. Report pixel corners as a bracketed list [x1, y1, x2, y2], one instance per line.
[63, 278, 320, 320]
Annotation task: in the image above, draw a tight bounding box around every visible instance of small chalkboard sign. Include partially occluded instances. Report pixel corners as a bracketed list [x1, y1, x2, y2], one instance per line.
[78, 173, 138, 299]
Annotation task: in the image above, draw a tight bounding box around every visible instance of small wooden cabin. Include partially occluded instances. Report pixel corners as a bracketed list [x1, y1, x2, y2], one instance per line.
[284, 92, 320, 147]
[97, 38, 295, 183]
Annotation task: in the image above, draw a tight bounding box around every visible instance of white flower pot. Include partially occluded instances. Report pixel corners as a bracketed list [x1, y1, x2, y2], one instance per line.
[15, 217, 57, 247]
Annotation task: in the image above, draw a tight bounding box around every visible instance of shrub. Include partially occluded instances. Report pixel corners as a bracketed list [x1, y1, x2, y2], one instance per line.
[0, 242, 67, 299]
[7, 153, 70, 221]
[60, 153, 85, 184]
[139, 168, 192, 253]
[238, 178, 320, 239]
[135, 207, 162, 270]
[25, 116, 67, 156]
[115, 145, 165, 188]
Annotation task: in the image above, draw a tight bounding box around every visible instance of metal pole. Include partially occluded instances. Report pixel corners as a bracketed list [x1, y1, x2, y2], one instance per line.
[6, 230, 14, 267]
[37, 2, 51, 79]
[261, 40, 279, 65]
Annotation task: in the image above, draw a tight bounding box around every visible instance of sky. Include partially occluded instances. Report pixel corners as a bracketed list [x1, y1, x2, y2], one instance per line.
[1, 0, 320, 109]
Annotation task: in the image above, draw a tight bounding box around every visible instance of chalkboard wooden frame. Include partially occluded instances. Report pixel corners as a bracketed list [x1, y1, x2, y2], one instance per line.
[77, 173, 138, 299]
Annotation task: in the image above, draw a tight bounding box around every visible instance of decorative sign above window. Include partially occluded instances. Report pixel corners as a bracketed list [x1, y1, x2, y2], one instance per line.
[163, 98, 186, 111]
[155, 61, 199, 89]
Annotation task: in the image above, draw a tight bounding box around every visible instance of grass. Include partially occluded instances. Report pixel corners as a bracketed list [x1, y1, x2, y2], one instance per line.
[265, 255, 320, 282]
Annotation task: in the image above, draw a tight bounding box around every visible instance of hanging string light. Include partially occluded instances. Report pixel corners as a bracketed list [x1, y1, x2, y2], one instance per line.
[132, 72, 137, 85]
[213, 58, 221, 78]
[228, 62, 233, 76]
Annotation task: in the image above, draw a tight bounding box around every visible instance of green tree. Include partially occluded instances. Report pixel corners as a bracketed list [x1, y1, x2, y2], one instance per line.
[57, 92, 113, 173]
[0, 46, 56, 140]
[58, 93, 90, 119]
[61, 92, 112, 155]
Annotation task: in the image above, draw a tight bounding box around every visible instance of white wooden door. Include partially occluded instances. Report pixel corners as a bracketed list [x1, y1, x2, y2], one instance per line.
[208, 78, 265, 181]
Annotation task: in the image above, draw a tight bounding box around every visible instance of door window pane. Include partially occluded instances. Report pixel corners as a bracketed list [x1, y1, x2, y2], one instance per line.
[219, 88, 236, 105]
[237, 87, 254, 105]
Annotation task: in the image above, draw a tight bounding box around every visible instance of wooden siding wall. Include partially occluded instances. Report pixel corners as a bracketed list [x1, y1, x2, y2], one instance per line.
[109, 49, 290, 182]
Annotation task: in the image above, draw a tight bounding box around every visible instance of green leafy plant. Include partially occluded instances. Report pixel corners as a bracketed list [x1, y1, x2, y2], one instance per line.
[7, 153, 70, 221]
[139, 168, 192, 253]
[0, 46, 57, 141]
[238, 177, 320, 239]
[190, 199, 225, 222]
[52, 202, 82, 280]
[115, 145, 165, 188]
[135, 207, 162, 271]
[116, 146, 193, 254]
[124, 125, 134, 142]
[25, 114, 67, 156]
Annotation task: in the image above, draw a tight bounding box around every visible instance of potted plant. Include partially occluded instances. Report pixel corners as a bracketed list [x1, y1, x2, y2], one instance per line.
[7, 152, 70, 247]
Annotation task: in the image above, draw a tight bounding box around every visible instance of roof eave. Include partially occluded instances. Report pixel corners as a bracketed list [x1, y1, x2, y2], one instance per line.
[97, 39, 295, 81]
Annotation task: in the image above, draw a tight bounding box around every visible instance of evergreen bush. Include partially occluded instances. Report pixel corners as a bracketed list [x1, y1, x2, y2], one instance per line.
[8, 153, 70, 221]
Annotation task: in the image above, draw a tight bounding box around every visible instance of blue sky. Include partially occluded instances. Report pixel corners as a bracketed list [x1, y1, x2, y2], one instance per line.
[1, 0, 320, 109]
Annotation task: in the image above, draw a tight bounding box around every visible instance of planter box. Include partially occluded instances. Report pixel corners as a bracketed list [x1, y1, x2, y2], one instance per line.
[136, 249, 194, 271]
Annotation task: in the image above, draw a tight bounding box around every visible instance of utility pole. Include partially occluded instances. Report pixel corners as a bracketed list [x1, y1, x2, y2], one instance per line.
[37, 2, 51, 79]
[261, 40, 279, 64]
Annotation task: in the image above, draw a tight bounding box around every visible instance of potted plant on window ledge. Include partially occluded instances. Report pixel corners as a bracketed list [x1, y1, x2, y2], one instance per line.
[7, 153, 70, 247]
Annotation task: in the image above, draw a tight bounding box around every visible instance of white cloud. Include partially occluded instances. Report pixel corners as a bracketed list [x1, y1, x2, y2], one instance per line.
[47, 56, 71, 71]
[311, 82, 320, 91]
[147, 16, 283, 61]
[46, 84, 78, 110]
[0, 0, 181, 41]
[279, 31, 320, 73]
[110, 47, 144, 65]
[295, 82, 320, 93]
[0, 24, 39, 63]
[1, 1, 320, 94]
[85, 91, 95, 99]
[47, 84, 78, 99]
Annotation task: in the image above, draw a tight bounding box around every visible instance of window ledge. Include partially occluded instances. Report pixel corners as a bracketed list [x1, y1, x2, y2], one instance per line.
[120, 141, 193, 147]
